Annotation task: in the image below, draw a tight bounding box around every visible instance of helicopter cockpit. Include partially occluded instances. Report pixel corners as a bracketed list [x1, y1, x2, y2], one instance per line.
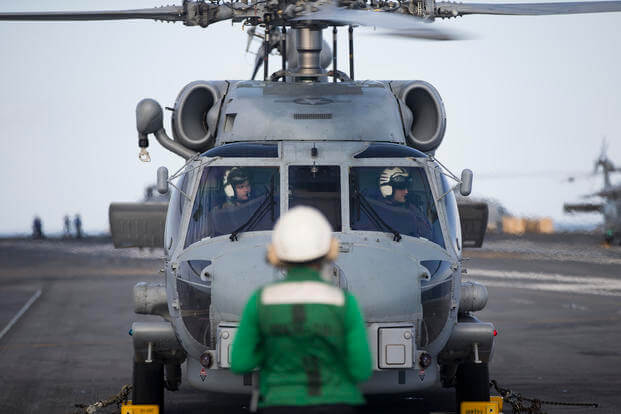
[181, 143, 453, 248]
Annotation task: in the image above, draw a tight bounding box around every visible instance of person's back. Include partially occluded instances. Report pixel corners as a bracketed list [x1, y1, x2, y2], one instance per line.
[231, 207, 372, 413]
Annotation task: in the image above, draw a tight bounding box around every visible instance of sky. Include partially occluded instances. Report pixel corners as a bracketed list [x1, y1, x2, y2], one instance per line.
[1, 0, 620, 234]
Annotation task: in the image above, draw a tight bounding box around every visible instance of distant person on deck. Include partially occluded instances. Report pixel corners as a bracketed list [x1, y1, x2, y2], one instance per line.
[74, 214, 82, 239]
[32, 216, 44, 239]
[63, 215, 72, 238]
[231, 206, 372, 414]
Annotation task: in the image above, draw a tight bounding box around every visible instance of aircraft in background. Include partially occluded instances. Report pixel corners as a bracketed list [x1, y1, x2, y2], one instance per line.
[565, 141, 621, 244]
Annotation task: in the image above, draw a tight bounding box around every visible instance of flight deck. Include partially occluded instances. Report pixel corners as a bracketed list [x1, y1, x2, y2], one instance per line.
[0, 234, 619, 414]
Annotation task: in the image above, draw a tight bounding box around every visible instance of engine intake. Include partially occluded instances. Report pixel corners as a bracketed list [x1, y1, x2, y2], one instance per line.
[392, 81, 446, 152]
[172, 81, 226, 152]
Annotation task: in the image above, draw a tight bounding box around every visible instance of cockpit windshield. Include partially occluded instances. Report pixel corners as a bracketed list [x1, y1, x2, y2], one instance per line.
[349, 167, 445, 248]
[289, 165, 341, 231]
[185, 166, 280, 246]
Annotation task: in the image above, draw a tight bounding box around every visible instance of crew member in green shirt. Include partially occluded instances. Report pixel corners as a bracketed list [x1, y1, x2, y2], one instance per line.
[231, 206, 372, 413]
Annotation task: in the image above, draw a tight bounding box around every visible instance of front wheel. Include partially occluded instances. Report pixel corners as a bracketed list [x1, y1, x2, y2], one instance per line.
[133, 360, 164, 412]
[455, 362, 490, 410]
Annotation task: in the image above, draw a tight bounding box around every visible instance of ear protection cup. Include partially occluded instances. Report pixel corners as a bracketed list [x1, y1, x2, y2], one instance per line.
[326, 238, 339, 261]
[266, 244, 283, 267]
[380, 184, 393, 197]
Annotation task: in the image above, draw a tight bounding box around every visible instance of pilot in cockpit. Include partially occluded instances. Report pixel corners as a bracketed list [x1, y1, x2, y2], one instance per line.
[222, 167, 252, 208]
[379, 167, 412, 206]
[378, 167, 432, 238]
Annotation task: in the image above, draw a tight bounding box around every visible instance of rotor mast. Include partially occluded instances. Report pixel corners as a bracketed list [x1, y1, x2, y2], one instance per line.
[294, 26, 325, 81]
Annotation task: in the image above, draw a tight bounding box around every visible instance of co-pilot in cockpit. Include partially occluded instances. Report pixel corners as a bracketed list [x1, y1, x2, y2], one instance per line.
[186, 166, 280, 245]
[222, 167, 252, 206]
[349, 166, 442, 246]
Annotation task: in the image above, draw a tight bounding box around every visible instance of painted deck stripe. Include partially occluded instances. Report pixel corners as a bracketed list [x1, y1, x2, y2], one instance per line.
[0, 289, 42, 341]
[468, 268, 621, 286]
[467, 268, 621, 297]
[477, 280, 621, 297]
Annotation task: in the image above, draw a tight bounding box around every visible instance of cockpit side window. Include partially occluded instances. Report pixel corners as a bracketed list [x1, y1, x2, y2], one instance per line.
[288, 166, 341, 231]
[349, 166, 444, 247]
[185, 166, 280, 247]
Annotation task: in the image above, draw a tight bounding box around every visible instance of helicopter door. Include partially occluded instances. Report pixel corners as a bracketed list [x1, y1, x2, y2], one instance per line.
[288, 166, 341, 231]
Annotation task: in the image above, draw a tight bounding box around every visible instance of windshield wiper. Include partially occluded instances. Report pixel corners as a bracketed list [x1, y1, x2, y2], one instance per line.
[351, 176, 401, 242]
[230, 174, 276, 241]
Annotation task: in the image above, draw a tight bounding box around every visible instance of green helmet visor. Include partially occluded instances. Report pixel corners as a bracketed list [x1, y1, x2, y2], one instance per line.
[390, 175, 411, 189]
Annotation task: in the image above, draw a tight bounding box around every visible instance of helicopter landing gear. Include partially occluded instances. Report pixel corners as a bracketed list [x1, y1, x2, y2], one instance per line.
[133, 360, 165, 412]
[455, 361, 490, 410]
[164, 361, 182, 391]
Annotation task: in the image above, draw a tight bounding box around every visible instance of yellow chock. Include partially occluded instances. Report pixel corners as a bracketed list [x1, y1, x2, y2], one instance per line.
[490, 395, 503, 412]
[460, 401, 499, 414]
[121, 401, 159, 414]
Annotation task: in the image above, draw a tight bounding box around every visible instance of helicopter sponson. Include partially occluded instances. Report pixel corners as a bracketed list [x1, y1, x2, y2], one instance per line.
[138, 79, 447, 156]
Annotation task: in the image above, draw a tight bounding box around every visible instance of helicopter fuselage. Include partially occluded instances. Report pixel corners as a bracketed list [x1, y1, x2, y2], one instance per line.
[127, 79, 494, 395]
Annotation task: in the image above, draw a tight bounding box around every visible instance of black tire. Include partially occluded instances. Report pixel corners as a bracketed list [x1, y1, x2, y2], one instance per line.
[164, 362, 182, 391]
[133, 360, 165, 412]
[455, 362, 490, 410]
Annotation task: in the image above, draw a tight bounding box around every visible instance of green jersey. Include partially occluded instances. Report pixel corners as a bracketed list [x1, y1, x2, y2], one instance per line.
[231, 266, 372, 407]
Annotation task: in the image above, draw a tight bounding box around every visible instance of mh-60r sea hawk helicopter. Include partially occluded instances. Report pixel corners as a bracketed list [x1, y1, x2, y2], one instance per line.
[3, 1, 621, 412]
[565, 141, 621, 244]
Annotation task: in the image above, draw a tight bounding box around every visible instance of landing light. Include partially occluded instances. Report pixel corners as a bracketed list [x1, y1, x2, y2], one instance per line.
[419, 352, 432, 369]
[200, 351, 213, 368]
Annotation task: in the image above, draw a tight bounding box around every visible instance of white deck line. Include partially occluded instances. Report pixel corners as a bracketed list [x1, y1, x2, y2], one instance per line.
[0, 289, 42, 341]
[466, 268, 621, 297]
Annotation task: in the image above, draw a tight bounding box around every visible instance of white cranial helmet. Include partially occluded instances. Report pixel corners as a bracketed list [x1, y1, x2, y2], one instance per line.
[379, 167, 410, 198]
[268, 206, 338, 264]
[223, 167, 250, 199]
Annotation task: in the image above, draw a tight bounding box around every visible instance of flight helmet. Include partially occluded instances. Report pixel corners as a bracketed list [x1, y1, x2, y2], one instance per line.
[379, 167, 411, 198]
[223, 167, 250, 199]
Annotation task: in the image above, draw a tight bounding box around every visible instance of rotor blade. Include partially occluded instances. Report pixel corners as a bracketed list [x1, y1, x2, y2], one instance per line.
[582, 186, 620, 198]
[597, 187, 621, 197]
[564, 202, 603, 213]
[600, 137, 608, 160]
[0, 6, 183, 22]
[251, 44, 265, 80]
[435, 1, 621, 17]
[293, 5, 462, 40]
[246, 26, 257, 53]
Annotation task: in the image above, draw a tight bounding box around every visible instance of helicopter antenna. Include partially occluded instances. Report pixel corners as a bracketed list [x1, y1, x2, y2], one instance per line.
[348, 25, 355, 80]
[333, 26, 338, 83]
[281, 26, 287, 82]
[264, 18, 270, 81]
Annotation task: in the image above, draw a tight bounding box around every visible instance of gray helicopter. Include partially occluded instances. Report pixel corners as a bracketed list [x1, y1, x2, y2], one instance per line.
[3, 1, 621, 412]
[564, 141, 621, 244]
